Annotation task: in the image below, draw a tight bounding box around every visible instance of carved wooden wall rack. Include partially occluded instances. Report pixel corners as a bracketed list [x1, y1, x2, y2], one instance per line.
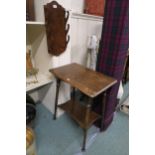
[44, 1, 70, 56]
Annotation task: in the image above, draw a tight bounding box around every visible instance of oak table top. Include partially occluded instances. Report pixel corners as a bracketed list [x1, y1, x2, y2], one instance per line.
[50, 63, 117, 98]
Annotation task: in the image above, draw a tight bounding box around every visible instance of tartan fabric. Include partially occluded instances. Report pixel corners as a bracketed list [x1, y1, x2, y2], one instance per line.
[92, 0, 129, 131]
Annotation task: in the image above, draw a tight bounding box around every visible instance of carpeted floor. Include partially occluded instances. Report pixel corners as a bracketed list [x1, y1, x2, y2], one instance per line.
[34, 103, 129, 155]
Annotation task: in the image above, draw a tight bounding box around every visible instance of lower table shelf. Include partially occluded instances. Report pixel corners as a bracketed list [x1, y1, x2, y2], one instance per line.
[58, 99, 101, 129]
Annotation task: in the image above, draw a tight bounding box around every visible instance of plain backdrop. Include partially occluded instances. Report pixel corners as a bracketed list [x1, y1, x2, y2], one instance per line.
[0, 0, 155, 155]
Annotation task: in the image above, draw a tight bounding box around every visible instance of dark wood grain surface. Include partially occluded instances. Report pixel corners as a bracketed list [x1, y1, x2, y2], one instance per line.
[58, 99, 101, 129]
[26, 0, 35, 21]
[84, 0, 105, 16]
[51, 63, 117, 151]
[44, 1, 70, 56]
[50, 63, 117, 97]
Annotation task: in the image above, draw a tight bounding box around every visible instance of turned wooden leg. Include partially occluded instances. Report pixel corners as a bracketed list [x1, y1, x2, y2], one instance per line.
[82, 98, 91, 151]
[53, 78, 60, 120]
[85, 100, 91, 125]
[100, 92, 107, 132]
[71, 87, 75, 112]
[82, 129, 87, 151]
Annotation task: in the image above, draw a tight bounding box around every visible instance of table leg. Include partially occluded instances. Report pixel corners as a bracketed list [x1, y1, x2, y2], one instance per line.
[82, 98, 91, 151]
[100, 92, 107, 132]
[82, 128, 87, 151]
[71, 87, 75, 112]
[85, 99, 91, 125]
[53, 78, 61, 120]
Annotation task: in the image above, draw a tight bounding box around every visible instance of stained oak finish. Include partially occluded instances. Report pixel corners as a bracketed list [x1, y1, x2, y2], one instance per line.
[50, 63, 117, 97]
[84, 0, 105, 16]
[26, 0, 35, 21]
[44, 1, 70, 56]
[50, 63, 117, 151]
[58, 100, 101, 129]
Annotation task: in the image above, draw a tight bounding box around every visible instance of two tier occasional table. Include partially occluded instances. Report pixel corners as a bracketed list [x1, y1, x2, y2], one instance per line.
[49, 63, 117, 151]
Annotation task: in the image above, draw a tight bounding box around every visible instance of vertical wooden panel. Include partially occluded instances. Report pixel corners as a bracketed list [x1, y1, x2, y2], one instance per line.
[26, 0, 35, 21]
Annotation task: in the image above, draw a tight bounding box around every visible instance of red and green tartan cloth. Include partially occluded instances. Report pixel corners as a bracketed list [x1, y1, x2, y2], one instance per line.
[92, 0, 129, 131]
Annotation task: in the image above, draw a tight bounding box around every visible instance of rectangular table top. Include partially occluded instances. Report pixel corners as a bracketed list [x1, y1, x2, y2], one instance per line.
[50, 63, 117, 98]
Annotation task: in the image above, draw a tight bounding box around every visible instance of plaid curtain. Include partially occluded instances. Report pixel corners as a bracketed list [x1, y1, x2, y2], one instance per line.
[92, 0, 129, 131]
